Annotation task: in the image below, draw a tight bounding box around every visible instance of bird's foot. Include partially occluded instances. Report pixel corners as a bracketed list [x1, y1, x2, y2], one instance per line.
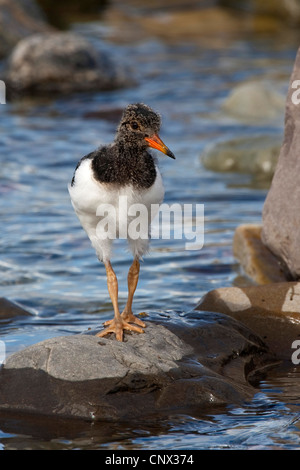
[103, 310, 146, 329]
[121, 310, 146, 328]
[96, 316, 145, 342]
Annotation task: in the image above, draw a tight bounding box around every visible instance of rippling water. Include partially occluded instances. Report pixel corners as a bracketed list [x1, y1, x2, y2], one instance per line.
[1, 11, 300, 449]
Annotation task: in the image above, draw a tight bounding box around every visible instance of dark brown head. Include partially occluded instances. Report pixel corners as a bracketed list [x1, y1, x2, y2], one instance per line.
[115, 103, 175, 159]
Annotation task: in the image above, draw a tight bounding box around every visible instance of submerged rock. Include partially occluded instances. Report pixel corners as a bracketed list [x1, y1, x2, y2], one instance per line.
[0, 316, 276, 421]
[5, 32, 133, 97]
[222, 81, 285, 122]
[262, 46, 300, 280]
[201, 135, 281, 180]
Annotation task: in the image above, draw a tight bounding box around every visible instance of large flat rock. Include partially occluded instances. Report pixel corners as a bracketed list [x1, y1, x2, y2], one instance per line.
[4, 323, 190, 381]
[0, 316, 276, 422]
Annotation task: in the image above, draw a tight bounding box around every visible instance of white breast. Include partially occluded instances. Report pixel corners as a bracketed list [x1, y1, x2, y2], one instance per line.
[68, 158, 165, 261]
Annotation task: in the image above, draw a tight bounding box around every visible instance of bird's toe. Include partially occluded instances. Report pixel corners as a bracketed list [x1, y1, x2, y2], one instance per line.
[121, 311, 147, 328]
[96, 316, 144, 342]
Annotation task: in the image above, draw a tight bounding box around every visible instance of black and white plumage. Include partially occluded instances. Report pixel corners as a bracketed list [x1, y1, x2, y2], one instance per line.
[69, 103, 175, 341]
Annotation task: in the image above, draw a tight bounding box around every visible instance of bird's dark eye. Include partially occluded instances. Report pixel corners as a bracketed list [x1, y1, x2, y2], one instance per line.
[131, 121, 139, 130]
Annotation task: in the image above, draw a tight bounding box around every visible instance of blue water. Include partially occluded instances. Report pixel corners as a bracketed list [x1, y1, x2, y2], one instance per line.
[0, 11, 300, 449]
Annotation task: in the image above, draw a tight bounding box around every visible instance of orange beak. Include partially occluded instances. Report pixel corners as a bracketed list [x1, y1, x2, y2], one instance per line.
[145, 134, 175, 159]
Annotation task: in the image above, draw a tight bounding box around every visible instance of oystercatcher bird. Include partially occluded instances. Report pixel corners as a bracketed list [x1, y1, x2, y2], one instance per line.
[69, 103, 175, 341]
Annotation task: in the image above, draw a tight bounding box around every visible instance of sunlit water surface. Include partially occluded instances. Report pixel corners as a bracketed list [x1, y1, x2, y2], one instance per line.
[0, 21, 300, 449]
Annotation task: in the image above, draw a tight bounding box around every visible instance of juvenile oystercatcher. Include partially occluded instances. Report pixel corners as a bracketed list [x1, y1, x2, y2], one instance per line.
[69, 103, 175, 341]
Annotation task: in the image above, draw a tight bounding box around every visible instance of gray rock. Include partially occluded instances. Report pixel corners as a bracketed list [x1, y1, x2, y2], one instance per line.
[262, 47, 300, 279]
[5, 324, 190, 381]
[0, 316, 276, 421]
[5, 32, 133, 97]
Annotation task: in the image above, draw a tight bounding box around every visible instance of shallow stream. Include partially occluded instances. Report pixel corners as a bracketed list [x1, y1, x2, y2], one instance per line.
[0, 4, 300, 449]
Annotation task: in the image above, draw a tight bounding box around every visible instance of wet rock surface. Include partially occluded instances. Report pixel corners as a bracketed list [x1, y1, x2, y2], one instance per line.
[262, 46, 300, 280]
[0, 314, 276, 422]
